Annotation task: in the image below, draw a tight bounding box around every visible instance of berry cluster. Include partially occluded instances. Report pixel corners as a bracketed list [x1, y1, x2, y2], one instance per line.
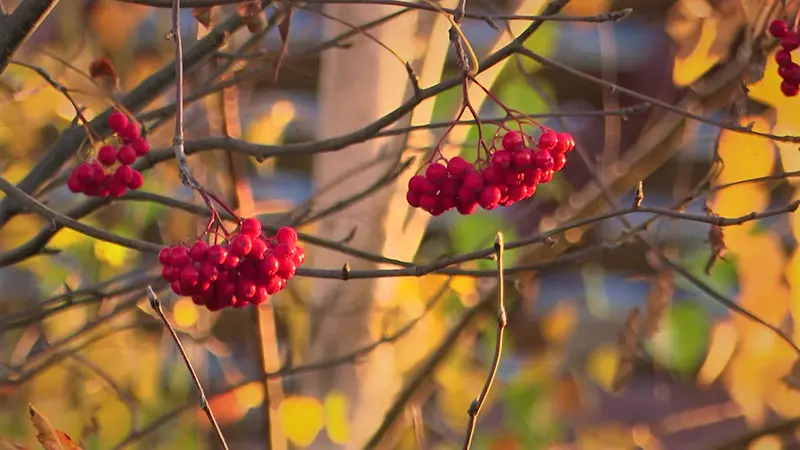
[769, 19, 800, 97]
[158, 218, 305, 311]
[67, 110, 149, 197]
[406, 130, 575, 216]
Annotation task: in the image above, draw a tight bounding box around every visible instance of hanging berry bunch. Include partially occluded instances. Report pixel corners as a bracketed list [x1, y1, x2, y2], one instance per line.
[406, 128, 575, 216]
[769, 19, 800, 97]
[158, 210, 305, 311]
[67, 110, 149, 197]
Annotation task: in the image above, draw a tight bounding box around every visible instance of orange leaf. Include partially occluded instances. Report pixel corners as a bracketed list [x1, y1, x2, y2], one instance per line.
[28, 404, 62, 450]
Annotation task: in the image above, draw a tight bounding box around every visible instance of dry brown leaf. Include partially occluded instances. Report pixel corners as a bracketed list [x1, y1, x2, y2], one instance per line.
[705, 222, 727, 275]
[611, 307, 642, 393]
[644, 272, 675, 338]
[29, 404, 62, 450]
[88, 58, 119, 94]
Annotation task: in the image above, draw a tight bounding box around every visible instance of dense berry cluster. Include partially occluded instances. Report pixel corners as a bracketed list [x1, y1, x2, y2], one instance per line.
[769, 19, 800, 97]
[406, 130, 575, 216]
[67, 110, 149, 197]
[158, 218, 305, 311]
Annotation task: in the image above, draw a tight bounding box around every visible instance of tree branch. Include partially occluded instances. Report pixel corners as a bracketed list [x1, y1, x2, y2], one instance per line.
[0, 0, 60, 75]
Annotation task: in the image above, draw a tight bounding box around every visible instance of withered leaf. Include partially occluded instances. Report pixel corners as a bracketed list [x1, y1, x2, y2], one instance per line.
[644, 272, 674, 338]
[611, 307, 642, 393]
[273, 7, 294, 83]
[88, 58, 118, 93]
[29, 404, 62, 450]
[705, 223, 727, 275]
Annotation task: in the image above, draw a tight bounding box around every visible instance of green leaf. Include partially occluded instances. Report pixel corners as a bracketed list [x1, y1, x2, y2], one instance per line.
[646, 301, 710, 374]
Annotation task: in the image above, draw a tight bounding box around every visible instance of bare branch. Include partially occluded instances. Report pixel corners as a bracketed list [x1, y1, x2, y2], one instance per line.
[0, 0, 60, 75]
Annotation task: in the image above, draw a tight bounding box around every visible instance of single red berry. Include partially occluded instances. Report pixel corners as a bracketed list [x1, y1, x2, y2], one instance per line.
[462, 171, 484, 192]
[117, 145, 137, 165]
[237, 278, 257, 299]
[783, 32, 800, 51]
[108, 111, 129, 133]
[425, 163, 448, 185]
[276, 226, 298, 244]
[277, 258, 297, 279]
[131, 137, 150, 156]
[293, 247, 306, 266]
[786, 66, 800, 85]
[446, 156, 470, 178]
[162, 265, 180, 282]
[113, 165, 134, 186]
[408, 175, 431, 194]
[478, 186, 502, 210]
[554, 132, 576, 154]
[779, 62, 799, 79]
[240, 218, 262, 238]
[206, 245, 228, 265]
[511, 149, 532, 168]
[108, 180, 127, 197]
[181, 265, 200, 286]
[265, 276, 285, 295]
[259, 253, 280, 276]
[781, 80, 800, 97]
[770, 19, 789, 38]
[481, 165, 502, 185]
[551, 152, 567, 171]
[67, 174, 85, 193]
[120, 122, 141, 141]
[273, 241, 296, 260]
[537, 130, 558, 150]
[456, 200, 478, 215]
[251, 287, 269, 305]
[406, 190, 421, 208]
[533, 150, 554, 170]
[170, 246, 191, 266]
[128, 170, 144, 190]
[540, 169, 554, 183]
[222, 255, 240, 268]
[501, 131, 524, 151]
[230, 234, 253, 256]
[190, 241, 208, 261]
[491, 150, 512, 169]
[158, 247, 171, 265]
[776, 49, 793, 66]
[250, 237, 268, 259]
[97, 145, 118, 166]
[419, 193, 438, 212]
[522, 168, 542, 186]
[75, 163, 94, 183]
[199, 263, 219, 282]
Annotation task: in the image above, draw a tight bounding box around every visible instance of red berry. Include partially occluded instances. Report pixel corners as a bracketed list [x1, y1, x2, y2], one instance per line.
[112, 165, 134, 186]
[491, 150, 512, 169]
[277, 258, 297, 279]
[408, 175, 430, 194]
[419, 193, 438, 212]
[158, 247, 171, 265]
[120, 122, 141, 141]
[250, 237, 268, 259]
[511, 149, 532, 168]
[456, 200, 478, 215]
[108, 111, 129, 133]
[117, 145, 137, 165]
[554, 132, 576, 154]
[776, 49, 793, 66]
[222, 255, 240, 268]
[425, 163, 448, 185]
[237, 279, 257, 299]
[504, 171, 523, 186]
[533, 150, 554, 170]
[162, 265, 180, 282]
[462, 171, 484, 192]
[239, 260, 258, 279]
[540, 169, 554, 183]
[206, 245, 228, 265]
[276, 226, 298, 244]
[781, 80, 800, 97]
[91, 163, 106, 184]
[181, 265, 200, 286]
[240, 218, 262, 238]
[170, 246, 191, 266]
[108, 180, 127, 197]
[522, 168, 542, 185]
[478, 186, 501, 210]
[190, 241, 208, 261]
[265, 276, 285, 294]
[97, 145, 118, 166]
[458, 186, 478, 204]
[199, 263, 218, 282]
[259, 253, 280, 276]
[230, 234, 253, 256]
[293, 247, 306, 266]
[273, 241, 296, 259]
[406, 190, 421, 208]
[446, 156, 470, 177]
[783, 32, 800, 51]
[770, 19, 789, 38]
[128, 170, 144, 190]
[551, 152, 567, 171]
[501, 131, 523, 151]
[67, 174, 85, 193]
[76, 163, 94, 183]
[537, 130, 558, 150]
[251, 287, 269, 305]
[217, 281, 237, 304]
[481, 165, 502, 185]
[131, 137, 150, 156]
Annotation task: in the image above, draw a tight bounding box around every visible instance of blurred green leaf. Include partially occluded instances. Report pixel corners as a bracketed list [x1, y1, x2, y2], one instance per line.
[647, 301, 710, 374]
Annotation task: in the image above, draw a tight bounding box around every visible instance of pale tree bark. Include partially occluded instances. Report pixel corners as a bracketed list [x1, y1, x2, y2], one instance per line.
[302, 1, 547, 448]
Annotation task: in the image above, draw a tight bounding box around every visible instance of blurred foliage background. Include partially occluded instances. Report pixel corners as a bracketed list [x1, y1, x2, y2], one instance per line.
[1, 0, 800, 449]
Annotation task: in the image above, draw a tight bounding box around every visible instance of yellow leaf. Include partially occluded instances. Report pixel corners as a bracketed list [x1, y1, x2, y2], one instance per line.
[586, 344, 619, 392]
[233, 381, 264, 411]
[324, 391, 350, 444]
[673, 17, 721, 86]
[278, 396, 325, 447]
[172, 298, 198, 328]
[540, 300, 577, 344]
[697, 321, 737, 387]
[93, 240, 130, 268]
[29, 404, 63, 450]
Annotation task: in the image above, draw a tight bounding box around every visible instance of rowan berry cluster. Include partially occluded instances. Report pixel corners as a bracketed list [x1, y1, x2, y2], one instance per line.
[769, 19, 800, 97]
[406, 129, 575, 216]
[67, 110, 149, 197]
[158, 218, 305, 311]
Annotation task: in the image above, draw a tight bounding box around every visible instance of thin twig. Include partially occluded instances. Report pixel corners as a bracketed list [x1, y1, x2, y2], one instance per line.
[146, 286, 229, 450]
[462, 233, 506, 449]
